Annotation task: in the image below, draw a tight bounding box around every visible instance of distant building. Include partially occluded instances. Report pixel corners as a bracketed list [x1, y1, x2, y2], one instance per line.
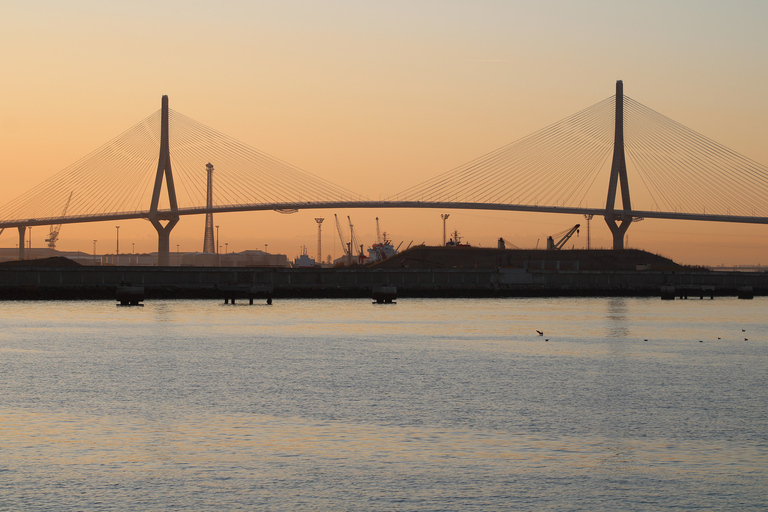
[62, 250, 103, 265]
[101, 253, 156, 266]
[181, 252, 219, 267]
[216, 250, 289, 268]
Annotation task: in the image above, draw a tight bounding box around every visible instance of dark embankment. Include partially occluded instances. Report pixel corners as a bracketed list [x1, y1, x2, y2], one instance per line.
[0, 256, 82, 268]
[371, 247, 692, 271]
[0, 248, 764, 300]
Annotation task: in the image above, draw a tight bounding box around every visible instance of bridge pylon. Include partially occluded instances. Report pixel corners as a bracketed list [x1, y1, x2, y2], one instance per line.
[148, 95, 180, 265]
[604, 80, 633, 250]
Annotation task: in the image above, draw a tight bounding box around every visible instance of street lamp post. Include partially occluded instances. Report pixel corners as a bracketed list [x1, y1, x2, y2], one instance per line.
[115, 225, 120, 262]
[216, 225, 220, 254]
[92, 240, 97, 265]
[440, 214, 450, 245]
[176, 244, 180, 266]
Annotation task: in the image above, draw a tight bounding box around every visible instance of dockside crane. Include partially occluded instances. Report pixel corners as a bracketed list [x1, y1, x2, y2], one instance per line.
[497, 238, 521, 250]
[347, 216, 365, 264]
[46, 192, 73, 249]
[334, 214, 352, 264]
[546, 224, 580, 250]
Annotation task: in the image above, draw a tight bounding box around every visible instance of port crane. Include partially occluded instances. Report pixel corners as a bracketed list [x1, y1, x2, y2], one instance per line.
[546, 224, 580, 250]
[347, 216, 366, 264]
[497, 238, 521, 250]
[45, 192, 73, 249]
[334, 214, 352, 264]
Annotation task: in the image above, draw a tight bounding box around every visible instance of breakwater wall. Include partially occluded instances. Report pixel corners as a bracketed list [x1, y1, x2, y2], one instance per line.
[0, 266, 766, 300]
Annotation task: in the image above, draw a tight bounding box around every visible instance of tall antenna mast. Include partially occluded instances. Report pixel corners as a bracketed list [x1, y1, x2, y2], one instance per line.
[315, 218, 324, 263]
[203, 163, 215, 253]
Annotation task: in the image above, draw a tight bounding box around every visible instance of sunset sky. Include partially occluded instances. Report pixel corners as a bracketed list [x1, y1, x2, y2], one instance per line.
[2, 0, 767, 266]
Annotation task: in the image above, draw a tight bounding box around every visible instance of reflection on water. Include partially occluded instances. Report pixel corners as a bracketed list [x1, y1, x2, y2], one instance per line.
[605, 296, 630, 338]
[0, 297, 766, 511]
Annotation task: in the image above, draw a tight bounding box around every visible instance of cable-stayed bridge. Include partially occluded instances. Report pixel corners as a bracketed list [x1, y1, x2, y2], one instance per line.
[2, 81, 767, 265]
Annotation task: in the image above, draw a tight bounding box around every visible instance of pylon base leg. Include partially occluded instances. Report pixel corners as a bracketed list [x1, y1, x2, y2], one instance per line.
[605, 217, 631, 250]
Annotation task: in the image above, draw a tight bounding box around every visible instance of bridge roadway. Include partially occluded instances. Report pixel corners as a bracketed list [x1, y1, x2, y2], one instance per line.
[1, 201, 768, 230]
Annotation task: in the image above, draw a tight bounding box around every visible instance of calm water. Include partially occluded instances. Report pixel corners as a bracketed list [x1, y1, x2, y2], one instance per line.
[0, 297, 766, 511]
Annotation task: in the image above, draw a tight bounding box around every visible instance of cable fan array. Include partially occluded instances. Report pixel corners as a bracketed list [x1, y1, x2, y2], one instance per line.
[624, 97, 768, 218]
[0, 111, 162, 224]
[2, 93, 768, 226]
[0, 108, 363, 224]
[390, 95, 768, 219]
[167, 110, 362, 210]
[389, 97, 617, 208]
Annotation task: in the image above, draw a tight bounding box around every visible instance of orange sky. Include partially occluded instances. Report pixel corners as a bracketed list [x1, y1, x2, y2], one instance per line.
[1, 1, 767, 266]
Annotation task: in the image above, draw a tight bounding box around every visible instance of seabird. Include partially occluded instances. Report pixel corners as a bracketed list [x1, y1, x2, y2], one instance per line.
[536, 330, 543, 336]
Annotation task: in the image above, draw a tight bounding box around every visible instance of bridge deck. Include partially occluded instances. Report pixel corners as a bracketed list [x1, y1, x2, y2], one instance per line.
[1, 201, 766, 229]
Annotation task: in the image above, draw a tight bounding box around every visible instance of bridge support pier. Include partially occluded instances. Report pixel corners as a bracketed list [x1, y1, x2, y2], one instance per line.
[150, 216, 179, 266]
[605, 216, 631, 250]
[17, 226, 26, 261]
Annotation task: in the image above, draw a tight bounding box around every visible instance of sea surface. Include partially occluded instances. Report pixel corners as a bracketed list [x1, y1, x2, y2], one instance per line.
[0, 297, 766, 511]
